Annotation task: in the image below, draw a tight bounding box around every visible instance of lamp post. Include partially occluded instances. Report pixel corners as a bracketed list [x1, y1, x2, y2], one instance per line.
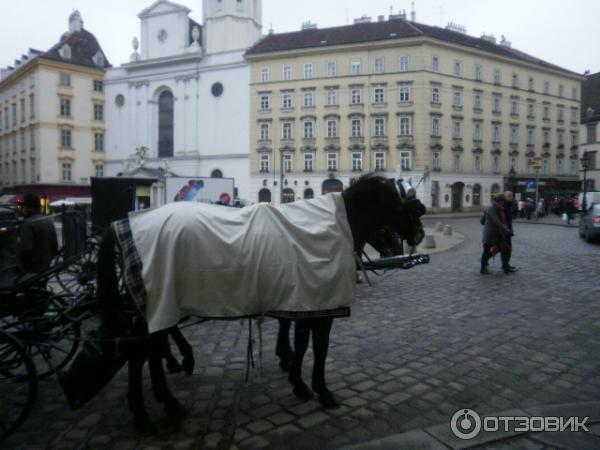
[580, 151, 590, 212]
[533, 164, 542, 220]
[508, 166, 516, 193]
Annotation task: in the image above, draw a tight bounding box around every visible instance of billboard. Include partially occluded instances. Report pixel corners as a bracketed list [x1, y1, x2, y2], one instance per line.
[165, 177, 235, 204]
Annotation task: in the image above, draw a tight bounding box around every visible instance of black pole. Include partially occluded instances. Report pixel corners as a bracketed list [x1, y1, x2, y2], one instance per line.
[582, 166, 588, 212]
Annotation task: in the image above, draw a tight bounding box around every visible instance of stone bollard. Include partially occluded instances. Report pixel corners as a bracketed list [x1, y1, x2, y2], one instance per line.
[443, 225, 453, 236]
[434, 222, 443, 232]
[423, 234, 436, 249]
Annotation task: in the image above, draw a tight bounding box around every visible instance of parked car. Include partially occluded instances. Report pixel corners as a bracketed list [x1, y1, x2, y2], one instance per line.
[579, 204, 600, 242]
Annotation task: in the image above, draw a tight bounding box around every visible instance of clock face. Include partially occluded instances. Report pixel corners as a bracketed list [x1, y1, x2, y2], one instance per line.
[211, 82, 224, 97]
[158, 29, 168, 42]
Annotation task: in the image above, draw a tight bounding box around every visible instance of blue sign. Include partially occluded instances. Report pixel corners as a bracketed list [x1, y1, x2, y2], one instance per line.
[526, 180, 536, 189]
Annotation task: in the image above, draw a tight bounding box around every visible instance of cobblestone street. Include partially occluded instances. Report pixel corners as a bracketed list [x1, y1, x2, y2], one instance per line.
[4, 217, 600, 450]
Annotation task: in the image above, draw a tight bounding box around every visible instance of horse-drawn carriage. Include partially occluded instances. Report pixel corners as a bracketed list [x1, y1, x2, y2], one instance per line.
[0, 205, 96, 440]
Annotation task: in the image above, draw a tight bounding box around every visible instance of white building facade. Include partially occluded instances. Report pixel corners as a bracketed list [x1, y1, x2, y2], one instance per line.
[104, 0, 262, 200]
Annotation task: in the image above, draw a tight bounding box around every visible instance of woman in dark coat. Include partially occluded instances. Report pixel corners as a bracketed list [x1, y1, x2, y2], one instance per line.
[480, 194, 512, 274]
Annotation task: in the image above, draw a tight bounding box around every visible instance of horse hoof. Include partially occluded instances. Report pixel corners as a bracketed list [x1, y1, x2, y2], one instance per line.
[165, 400, 188, 420]
[182, 356, 194, 375]
[293, 383, 314, 400]
[134, 415, 157, 435]
[317, 390, 340, 409]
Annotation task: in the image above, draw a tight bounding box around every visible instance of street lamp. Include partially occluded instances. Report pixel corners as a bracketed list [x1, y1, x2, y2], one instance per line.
[508, 166, 516, 193]
[580, 151, 590, 212]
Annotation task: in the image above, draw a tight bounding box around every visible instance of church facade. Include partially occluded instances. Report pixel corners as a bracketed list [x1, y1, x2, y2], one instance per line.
[104, 0, 262, 200]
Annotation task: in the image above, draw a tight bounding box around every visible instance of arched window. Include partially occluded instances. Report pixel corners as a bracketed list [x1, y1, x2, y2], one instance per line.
[322, 178, 343, 194]
[282, 188, 295, 203]
[258, 188, 271, 203]
[158, 91, 174, 158]
[472, 184, 482, 206]
[211, 169, 223, 178]
[304, 188, 314, 199]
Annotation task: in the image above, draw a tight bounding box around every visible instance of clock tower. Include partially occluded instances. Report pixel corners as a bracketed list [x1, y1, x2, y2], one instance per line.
[202, 0, 262, 54]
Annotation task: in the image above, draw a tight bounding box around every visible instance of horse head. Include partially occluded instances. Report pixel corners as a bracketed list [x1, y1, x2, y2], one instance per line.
[343, 174, 426, 252]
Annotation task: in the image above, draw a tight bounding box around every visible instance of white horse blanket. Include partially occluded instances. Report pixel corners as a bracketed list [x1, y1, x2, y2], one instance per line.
[115, 194, 356, 333]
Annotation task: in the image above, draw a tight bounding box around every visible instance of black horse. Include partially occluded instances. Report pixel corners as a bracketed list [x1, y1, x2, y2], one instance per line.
[94, 174, 425, 431]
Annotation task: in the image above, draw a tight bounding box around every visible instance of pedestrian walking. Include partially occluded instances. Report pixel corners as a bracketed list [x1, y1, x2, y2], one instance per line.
[480, 193, 513, 275]
[19, 193, 58, 273]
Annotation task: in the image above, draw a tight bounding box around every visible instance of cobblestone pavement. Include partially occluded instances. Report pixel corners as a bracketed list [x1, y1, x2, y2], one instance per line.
[4, 218, 600, 450]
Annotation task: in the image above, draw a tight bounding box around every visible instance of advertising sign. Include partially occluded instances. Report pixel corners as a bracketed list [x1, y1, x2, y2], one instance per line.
[165, 177, 234, 204]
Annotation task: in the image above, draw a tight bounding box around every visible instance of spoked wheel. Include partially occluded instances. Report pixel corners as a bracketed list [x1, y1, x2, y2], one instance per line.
[0, 330, 37, 441]
[53, 242, 98, 297]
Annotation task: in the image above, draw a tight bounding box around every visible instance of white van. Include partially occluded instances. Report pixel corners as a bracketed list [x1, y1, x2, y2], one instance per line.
[578, 191, 600, 210]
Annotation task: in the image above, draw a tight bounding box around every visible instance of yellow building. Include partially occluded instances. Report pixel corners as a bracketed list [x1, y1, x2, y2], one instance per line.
[245, 17, 583, 210]
[0, 11, 109, 205]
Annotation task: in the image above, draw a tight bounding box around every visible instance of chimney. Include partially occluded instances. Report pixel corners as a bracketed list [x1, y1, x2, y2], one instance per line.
[500, 35, 512, 48]
[410, 1, 416, 21]
[301, 21, 317, 30]
[480, 33, 497, 44]
[354, 15, 372, 24]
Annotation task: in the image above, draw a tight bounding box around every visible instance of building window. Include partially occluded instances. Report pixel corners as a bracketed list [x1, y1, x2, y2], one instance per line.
[588, 123, 597, 143]
[452, 90, 463, 107]
[493, 95, 501, 113]
[60, 97, 71, 117]
[557, 131, 564, 146]
[351, 152, 363, 171]
[431, 87, 440, 104]
[30, 128, 35, 150]
[398, 116, 411, 136]
[351, 59, 362, 75]
[510, 126, 518, 144]
[558, 84, 564, 97]
[474, 155, 482, 172]
[542, 158, 549, 175]
[511, 99, 519, 115]
[373, 56, 384, 73]
[494, 68, 501, 84]
[453, 60, 462, 77]
[431, 117, 441, 137]
[474, 64, 482, 81]
[93, 80, 103, 92]
[304, 152, 314, 171]
[61, 129, 72, 148]
[452, 153, 462, 172]
[259, 122, 270, 140]
[543, 104, 550, 120]
[572, 87, 578, 100]
[259, 153, 270, 172]
[570, 159, 577, 175]
[350, 88, 362, 104]
[94, 104, 104, 121]
[351, 118, 362, 137]
[452, 120, 463, 139]
[29, 95, 35, 119]
[303, 90, 315, 107]
[282, 65, 292, 80]
[571, 132, 578, 146]
[398, 84, 411, 103]
[282, 91, 293, 109]
[303, 120, 315, 138]
[492, 156, 499, 173]
[432, 56, 439, 73]
[11, 104, 16, 125]
[374, 152, 386, 170]
[544, 80, 550, 94]
[60, 72, 71, 87]
[374, 117, 386, 137]
[557, 107, 564, 122]
[492, 124, 501, 143]
[95, 164, 104, 177]
[543, 129, 550, 144]
[400, 150, 411, 170]
[326, 119, 338, 138]
[474, 92, 482, 110]
[528, 76, 535, 91]
[512, 73, 519, 88]
[373, 86, 385, 104]
[158, 90, 174, 158]
[260, 67, 270, 82]
[527, 127, 535, 146]
[259, 93, 270, 110]
[399, 55, 411, 72]
[571, 108, 578, 123]
[282, 121, 293, 140]
[327, 61, 337, 77]
[432, 151, 440, 170]
[510, 157, 518, 171]
[557, 159, 563, 174]
[20, 99, 25, 122]
[303, 63, 314, 79]
[62, 162, 72, 181]
[283, 153, 292, 172]
[94, 133, 104, 151]
[326, 89, 338, 106]
[474, 122, 482, 141]
[528, 102, 535, 117]
[327, 152, 338, 171]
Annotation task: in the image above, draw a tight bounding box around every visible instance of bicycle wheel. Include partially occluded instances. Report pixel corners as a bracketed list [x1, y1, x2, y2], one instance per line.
[0, 330, 37, 441]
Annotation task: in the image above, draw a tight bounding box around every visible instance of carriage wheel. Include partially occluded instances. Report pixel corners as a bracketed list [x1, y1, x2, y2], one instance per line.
[0, 330, 37, 441]
[53, 243, 98, 298]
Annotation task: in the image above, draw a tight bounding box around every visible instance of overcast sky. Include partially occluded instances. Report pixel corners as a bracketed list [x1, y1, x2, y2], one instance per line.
[1, 0, 598, 74]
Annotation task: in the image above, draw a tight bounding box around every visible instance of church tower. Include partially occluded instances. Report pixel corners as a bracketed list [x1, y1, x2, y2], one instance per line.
[202, 0, 262, 54]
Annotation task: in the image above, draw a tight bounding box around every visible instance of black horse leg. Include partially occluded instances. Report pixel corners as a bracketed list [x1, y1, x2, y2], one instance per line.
[288, 319, 313, 400]
[163, 333, 183, 373]
[148, 332, 188, 420]
[276, 318, 293, 372]
[128, 349, 155, 433]
[311, 317, 339, 409]
[169, 326, 194, 375]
